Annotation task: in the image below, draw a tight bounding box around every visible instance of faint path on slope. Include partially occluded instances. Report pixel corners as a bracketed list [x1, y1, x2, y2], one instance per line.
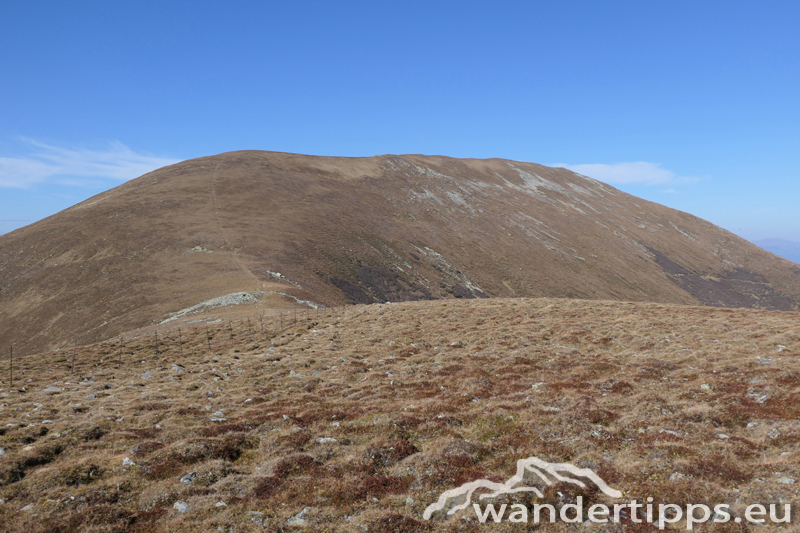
[210, 160, 262, 288]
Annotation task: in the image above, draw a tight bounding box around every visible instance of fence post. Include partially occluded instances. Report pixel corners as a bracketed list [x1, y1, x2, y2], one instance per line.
[294, 309, 297, 325]
[9, 345, 12, 388]
[71, 338, 76, 374]
[178, 328, 183, 356]
[260, 313, 264, 334]
[206, 325, 211, 352]
[155, 330, 158, 355]
[280, 312, 283, 329]
[229, 321, 233, 344]
[119, 337, 123, 370]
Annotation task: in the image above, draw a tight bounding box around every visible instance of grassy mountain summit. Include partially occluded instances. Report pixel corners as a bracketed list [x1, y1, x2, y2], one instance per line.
[2, 150, 799, 355]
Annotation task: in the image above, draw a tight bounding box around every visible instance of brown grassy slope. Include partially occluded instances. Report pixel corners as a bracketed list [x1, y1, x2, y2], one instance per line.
[2, 150, 800, 356]
[0, 298, 798, 532]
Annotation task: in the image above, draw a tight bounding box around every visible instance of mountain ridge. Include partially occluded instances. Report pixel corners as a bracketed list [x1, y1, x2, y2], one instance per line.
[2, 150, 800, 355]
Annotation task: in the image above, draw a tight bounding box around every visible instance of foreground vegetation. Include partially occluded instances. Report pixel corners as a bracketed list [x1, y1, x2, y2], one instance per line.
[1, 298, 798, 532]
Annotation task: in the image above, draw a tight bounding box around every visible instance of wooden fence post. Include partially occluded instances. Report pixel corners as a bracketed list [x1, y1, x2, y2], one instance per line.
[71, 338, 76, 374]
[9, 345, 12, 387]
[155, 330, 158, 355]
[119, 337, 123, 370]
[206, 325, 211, 352]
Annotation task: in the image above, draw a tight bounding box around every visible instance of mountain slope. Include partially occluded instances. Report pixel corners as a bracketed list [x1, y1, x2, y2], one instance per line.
[2, 150, 800, 355]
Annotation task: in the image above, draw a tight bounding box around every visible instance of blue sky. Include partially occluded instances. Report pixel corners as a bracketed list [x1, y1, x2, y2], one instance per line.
[1, 1, 799, 242]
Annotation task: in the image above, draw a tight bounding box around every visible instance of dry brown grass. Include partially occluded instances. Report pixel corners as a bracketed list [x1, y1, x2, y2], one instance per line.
[1, 297, 799, 531]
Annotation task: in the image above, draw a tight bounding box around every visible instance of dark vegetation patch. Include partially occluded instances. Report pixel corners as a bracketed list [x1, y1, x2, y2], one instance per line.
[648, 247, 797, 311]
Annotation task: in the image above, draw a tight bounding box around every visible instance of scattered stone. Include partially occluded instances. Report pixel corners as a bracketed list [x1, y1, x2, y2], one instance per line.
[85, 393, 96, 400]
[669, 472, 685, 481]
[287, 507, 311, 527]
[659, 429, 680, 437]
[768, 428, 781, 440]
[700, 384, 711, 390]
[0, 447, 5, 456]
[42, 386, 62, 393]
[172, 364, 185, 373]
[316, 437, 337, 444]
[757, 358, 773, 364]
[747, 422, 758, 429]
[173, 501, 190, 513]
[716, 434, 729, 439]
[21, 504, 34, 512]
[405, 497, 415, 506]
[180, 472, 197, 485]
[776, 477, 795, 484]
[244, 398, 252, 403]
[212, 411, 225, 417]
[41, 420, 53, 424]
[142, 373, 154, 379]
[291, 427, 303, 433]
[215, 501, 227, 508]
[122, 457, 136, 467]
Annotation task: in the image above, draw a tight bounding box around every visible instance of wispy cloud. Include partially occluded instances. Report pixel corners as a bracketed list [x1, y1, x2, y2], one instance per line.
[0, 139, 181, 188]
[559, 162, 695, 186]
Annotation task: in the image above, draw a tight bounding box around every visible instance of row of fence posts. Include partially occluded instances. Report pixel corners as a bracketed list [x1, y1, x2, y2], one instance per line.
[5, 306, 340, 383]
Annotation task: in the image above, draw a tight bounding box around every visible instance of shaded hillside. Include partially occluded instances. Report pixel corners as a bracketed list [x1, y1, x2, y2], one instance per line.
[2, 150, 800, 355]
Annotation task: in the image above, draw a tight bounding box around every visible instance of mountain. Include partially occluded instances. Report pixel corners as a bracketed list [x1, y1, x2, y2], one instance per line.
[2, 150, 800, 355]
[754, 238, 800, 264]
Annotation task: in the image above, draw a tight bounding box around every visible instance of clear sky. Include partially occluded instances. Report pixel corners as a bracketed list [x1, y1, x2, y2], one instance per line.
[1, 1, 799, 242]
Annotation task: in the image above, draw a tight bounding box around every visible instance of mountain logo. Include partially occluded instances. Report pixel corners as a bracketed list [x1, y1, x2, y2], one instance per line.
[423, 456, 622, 520]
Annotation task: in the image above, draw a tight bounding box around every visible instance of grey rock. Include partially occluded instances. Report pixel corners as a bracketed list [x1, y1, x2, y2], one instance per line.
[287, 507, 311, 527]
[173, 501, 190, 513]
[768, 428, 781, 439]
[215, 501, 227, 508]
[316, 437, 337, 444]
[122, 457, 136, 467]
[776, 477, 795, 484]
[0, 447, 5, 456]
[180, 472, 197, 485]
[172, 364, 185, 373]
[42, 386, 62, 393]
[747, 422, 758, 428]
[757, 357, 774, 364]
[669, 472, 685, 481]
[142, 373, 154, 379]
[85, 393, 96, 400]
[209, 417, 228, 422]
[659, 429, 680, 437]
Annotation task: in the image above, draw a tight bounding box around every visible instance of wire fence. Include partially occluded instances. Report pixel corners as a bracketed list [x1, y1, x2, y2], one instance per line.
[4, 305, 347, 385]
